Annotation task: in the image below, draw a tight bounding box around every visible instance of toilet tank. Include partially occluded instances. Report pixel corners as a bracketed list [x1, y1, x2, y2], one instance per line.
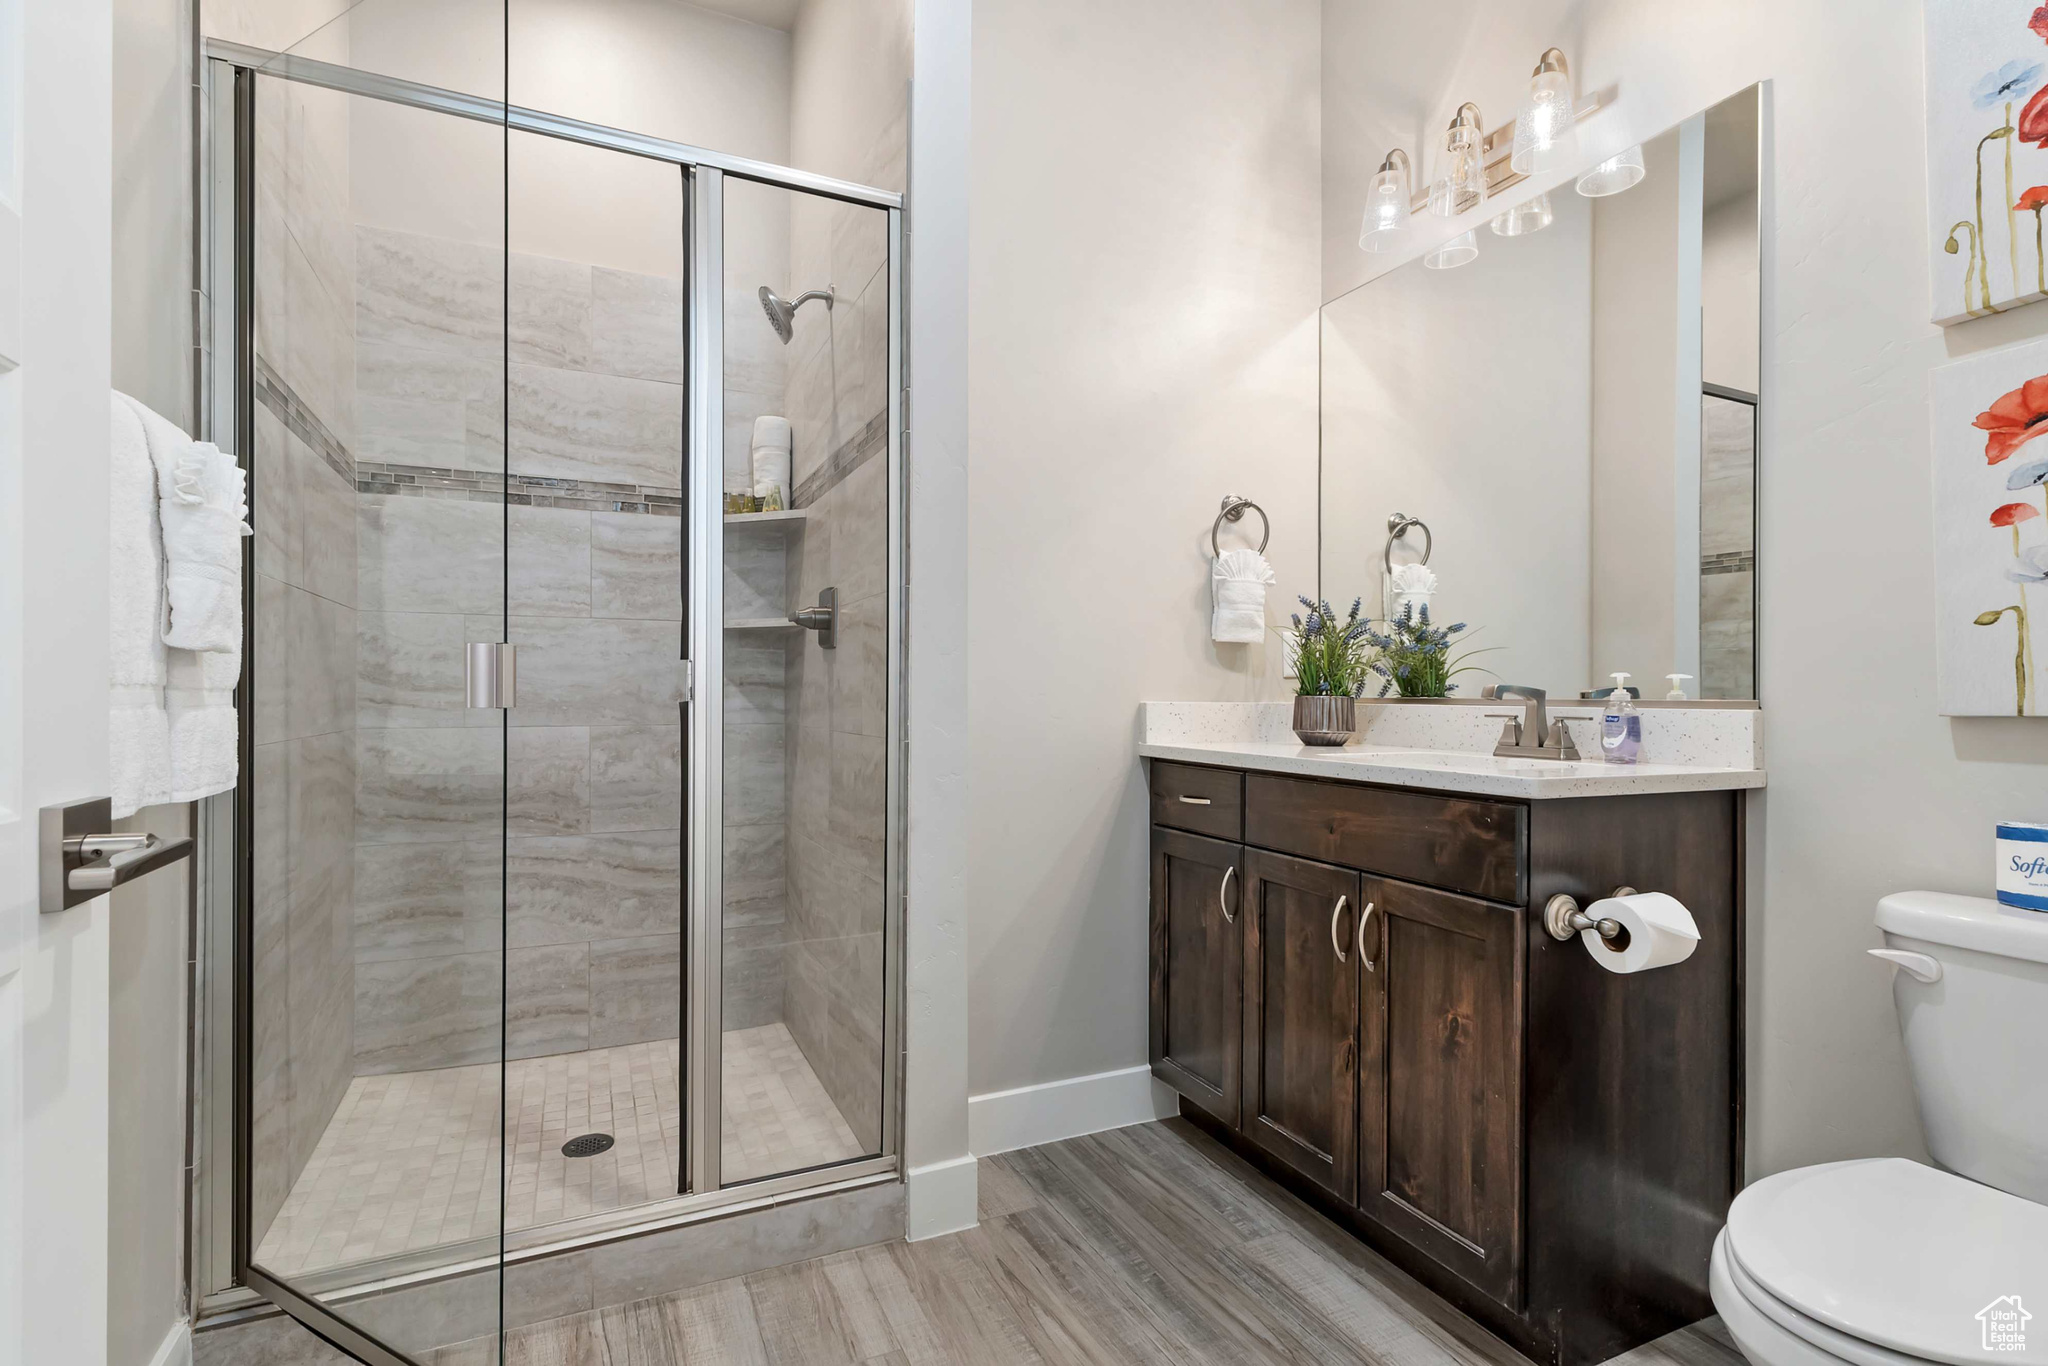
[1876, 891, 2048, 1204]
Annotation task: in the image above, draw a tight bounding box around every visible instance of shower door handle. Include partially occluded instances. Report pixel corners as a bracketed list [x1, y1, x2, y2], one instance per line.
[467, 642, 516, 708]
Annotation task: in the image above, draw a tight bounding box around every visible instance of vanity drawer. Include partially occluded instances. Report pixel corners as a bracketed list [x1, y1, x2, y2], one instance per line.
[1149, 762, 1244, 840]
[1244, 773, 1525, 903]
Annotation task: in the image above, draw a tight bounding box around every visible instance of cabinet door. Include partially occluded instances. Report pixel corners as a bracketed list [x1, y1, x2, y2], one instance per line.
[1241, 849, 1360, 1203]
[1358, 875, 1523, 1305]
[1150, 828, 1244, 1128]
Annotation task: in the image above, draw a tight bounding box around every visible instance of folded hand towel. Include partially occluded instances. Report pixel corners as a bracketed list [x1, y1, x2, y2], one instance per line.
[751, 415, 792, 452]
[113, 392, 244, 808]
[1211, 548, 1276, 644]
[109, 394, 174, 818]
[121, 394, 250, 653]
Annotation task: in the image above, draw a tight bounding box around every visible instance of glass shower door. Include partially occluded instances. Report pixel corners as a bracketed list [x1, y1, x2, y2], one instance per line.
[240, 57, 509, 1366]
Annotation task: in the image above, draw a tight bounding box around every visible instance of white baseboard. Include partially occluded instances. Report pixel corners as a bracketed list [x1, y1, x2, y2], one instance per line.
[969, 1063, 1178, 1158]
[147, 1321, 192, 1366]
[905, 1153, 979, 1242]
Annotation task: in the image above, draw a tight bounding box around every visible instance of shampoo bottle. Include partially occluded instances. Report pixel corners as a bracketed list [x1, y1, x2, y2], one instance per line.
[1601, 672, 1641, 765]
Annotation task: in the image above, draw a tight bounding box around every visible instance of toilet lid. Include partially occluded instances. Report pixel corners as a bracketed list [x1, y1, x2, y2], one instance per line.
[1725, 1159, 2048, 1366]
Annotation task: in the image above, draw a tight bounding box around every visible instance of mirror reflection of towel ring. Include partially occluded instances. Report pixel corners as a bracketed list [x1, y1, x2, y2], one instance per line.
[1383, 512, 1432, 575]
[1213, 496, 1270, 556]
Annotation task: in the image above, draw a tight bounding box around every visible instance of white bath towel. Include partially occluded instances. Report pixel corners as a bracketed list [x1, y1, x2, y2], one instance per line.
[112, 392, 244, 809]
[1211, 548, 1276, 643]
[109, 394, 174, 818]
[751, 414, 793, 504]
[121, 394, 250, 652]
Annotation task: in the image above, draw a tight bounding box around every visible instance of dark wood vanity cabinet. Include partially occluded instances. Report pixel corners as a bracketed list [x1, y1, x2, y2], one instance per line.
[1146, 759, 1742, 1366]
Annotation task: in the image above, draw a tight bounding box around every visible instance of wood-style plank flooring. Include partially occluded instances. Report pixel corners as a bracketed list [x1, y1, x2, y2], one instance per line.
[426, 1118, 1747, 1366]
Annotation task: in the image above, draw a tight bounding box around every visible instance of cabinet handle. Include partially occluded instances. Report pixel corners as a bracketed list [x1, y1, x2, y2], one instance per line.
[1177, 795, 1213, 806]
[1358, 901, 1377, 973]
[1219, 866, 1236, 924]
[1331, 894, 1349, 961]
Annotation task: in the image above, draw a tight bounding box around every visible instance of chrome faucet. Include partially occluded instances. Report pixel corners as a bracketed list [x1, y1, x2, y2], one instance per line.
[1481, 684, 1581, 761]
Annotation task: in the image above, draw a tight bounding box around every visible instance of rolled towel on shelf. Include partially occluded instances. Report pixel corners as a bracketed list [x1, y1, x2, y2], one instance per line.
[751, 414, 793, 507]
[1211, 547, 1276, 643]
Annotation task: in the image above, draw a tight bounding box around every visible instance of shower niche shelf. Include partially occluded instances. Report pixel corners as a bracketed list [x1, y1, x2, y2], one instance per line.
[725, 508, 809, 526]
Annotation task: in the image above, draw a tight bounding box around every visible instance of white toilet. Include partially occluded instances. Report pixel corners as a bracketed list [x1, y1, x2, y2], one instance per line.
[1712, 892, 2048, 1366]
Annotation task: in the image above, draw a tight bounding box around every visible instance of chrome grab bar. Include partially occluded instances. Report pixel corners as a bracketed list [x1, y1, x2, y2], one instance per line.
[40, 797, 195, 913]
[1330, 894, 1349, 961]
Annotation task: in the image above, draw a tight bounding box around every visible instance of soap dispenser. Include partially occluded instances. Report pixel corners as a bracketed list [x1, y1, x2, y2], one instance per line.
[1665, 673, 1692, 700]
[1601, 672, 1641, 765]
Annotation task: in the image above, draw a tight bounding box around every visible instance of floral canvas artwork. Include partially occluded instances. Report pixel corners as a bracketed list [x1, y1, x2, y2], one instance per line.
[1931, 341, 2048, 715]
[1922, 3, 2048, 325]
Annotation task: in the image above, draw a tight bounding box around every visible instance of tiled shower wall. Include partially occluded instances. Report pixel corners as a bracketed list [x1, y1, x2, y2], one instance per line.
[351, 224, 708, 1071]
[781, 195, 891, 1150]
[250, 76, 360, 1237]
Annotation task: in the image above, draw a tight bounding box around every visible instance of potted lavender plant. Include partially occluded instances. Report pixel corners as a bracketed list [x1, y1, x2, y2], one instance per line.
[1361, 602, 1491, 697]
[1287, 597, 1374, 745]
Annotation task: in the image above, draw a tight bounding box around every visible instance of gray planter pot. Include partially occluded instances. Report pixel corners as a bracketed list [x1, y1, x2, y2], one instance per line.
[1292, 695, 1356, 746]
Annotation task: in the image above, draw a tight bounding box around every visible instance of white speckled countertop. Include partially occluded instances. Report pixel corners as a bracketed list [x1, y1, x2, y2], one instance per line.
[1138, 701, 1765, 800]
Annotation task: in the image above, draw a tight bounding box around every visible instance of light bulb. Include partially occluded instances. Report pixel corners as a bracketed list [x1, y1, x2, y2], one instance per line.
[1490, 192, 1554, 237]
[1510, 49, 1574, 174]
[1423, 230, 1478, 270]
[1429, 103, 1487, 218]
[1577, 144, 1647, 197]
[1359, 150, 1411, 253]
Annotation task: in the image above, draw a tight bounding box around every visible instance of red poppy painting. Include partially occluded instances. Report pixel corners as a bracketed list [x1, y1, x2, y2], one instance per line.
[1926, 4, 2048, 322]
[1936, 343, 2048, 716]
[1971, 373, 2048, 462]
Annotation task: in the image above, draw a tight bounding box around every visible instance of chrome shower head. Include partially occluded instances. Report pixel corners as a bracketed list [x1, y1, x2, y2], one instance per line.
[757, 284, 834, 345]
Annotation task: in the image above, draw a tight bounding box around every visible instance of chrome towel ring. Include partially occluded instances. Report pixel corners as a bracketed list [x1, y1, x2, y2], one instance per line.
[1213, 495, 1270, 556]
[1383, 512, 1432, 575]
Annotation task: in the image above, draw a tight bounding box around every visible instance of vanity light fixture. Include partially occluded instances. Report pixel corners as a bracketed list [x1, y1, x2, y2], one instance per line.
[1359, 148, 1412, 252]
[1428, 103, 1487, 218]
[1577, 143, 1647, 197]
[1423, 229, 1479, 270]
[1491, 192, 1555, 237]
[1510, 48, 1576, 174]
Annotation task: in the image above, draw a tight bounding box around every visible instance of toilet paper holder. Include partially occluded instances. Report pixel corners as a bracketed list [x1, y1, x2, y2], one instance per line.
[1543, 886, 1637, 943]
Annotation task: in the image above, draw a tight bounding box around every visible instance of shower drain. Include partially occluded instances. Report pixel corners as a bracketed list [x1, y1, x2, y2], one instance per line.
[561, 1132, 616, 1158]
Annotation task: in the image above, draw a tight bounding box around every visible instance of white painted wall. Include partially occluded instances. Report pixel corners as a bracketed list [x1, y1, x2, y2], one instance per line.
[965, 0, 1322, 1102]
[1320, 191, 1592, 696]
[1323, 0, 2048, 1178]
[903, 0, 974, 1237]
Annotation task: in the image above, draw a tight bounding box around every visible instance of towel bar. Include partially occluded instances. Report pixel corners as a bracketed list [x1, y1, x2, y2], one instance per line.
[40, 796, 194, 914]
[1212, 495, 1269, 556]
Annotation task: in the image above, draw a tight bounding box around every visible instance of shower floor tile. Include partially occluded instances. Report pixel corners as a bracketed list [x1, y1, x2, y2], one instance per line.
[256, 1025, 863, 1278]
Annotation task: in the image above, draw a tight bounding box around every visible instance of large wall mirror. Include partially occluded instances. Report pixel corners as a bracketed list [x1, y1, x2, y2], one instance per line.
[1320, 84, 1761, 701]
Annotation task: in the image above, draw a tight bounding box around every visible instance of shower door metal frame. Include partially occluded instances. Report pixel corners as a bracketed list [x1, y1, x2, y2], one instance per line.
[189, 40, 910, 1346]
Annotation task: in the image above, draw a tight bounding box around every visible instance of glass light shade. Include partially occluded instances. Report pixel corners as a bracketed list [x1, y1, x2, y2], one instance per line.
[1428, 128, 1486, 217]
[1576, 144, 1647, 197]
[1490, 192, 1554, 237]
[1358, 166, 1410, 251]
[1423, 230, 1479, 270]
[1510, 69, 1575, 174]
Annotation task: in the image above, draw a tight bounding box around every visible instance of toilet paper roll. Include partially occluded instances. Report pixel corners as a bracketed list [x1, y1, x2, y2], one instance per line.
[1580, 891, 1699, 974]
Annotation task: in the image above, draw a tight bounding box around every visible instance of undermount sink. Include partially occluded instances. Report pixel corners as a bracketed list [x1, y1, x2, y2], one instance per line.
[1326, 748, 1603, 776]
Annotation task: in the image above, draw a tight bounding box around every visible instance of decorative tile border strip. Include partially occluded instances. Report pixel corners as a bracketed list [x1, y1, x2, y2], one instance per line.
[790, 408, 888, 510]
[255, 353, 355, 487]
[356, 460, 684, 517]
[1700, 551, 1756, 576]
